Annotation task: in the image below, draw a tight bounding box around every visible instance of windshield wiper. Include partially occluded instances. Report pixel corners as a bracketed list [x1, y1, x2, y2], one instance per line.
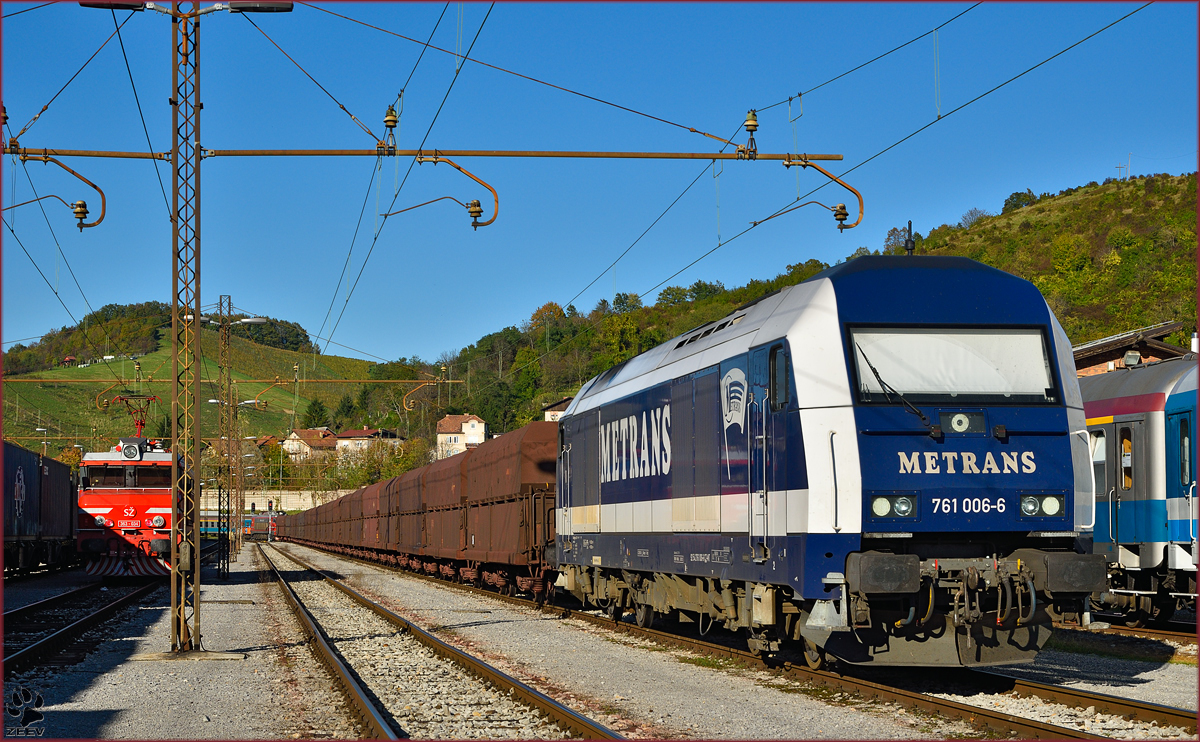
[855, 343, 935, 432]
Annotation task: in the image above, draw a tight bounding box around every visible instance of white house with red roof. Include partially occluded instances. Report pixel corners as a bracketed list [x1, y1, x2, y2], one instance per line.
[334, 426, 404, 459]
[435, 414, 487, 459]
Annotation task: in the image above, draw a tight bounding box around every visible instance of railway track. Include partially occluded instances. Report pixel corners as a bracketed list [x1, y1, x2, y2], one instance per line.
[284, 540, 1197, 741]
[1073, 620, 1199, 646]
[3, 581, 161, 676]
[3, 542, 223, 677]
[258, 544, 622, 741]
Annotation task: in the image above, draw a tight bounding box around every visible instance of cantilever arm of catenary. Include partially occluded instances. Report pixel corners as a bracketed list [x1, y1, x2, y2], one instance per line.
[19, 154, 106, 229]
[415, 154, 499, 228]
[770, 157, 864, 230]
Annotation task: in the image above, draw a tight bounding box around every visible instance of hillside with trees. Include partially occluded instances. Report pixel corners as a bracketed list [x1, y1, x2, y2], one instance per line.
[352, 172, 1195, 439]
[6, 173, 1193, 460]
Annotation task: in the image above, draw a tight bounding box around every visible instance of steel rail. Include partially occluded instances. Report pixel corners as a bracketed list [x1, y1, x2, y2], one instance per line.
[974, 671, 1197, 734]
[267, 544, 622, 741]
[257, 544, 398, 740]
[2, 583, 103, 623]
[1062, 621, 1199, 646]
[286, 539, 1194, 741]
[3, 581, 161, 676]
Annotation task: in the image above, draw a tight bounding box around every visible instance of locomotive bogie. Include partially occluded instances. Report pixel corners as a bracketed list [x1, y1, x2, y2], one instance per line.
[556, 257, 1106, 667]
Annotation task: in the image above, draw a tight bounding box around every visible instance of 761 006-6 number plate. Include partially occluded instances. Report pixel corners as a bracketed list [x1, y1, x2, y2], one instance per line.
[929, 497, 1005, 515]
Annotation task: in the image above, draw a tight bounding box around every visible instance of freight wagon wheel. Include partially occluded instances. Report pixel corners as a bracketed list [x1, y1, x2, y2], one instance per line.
[800, 637, 826, 670]
[634, 603, 654, 629]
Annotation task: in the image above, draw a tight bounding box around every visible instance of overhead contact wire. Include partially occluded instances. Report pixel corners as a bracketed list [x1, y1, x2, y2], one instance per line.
[2, 2, 54, 18]
[756, 2, 981, 112]
[473, 2, 1152, 401]
[297, 1, 733, 145]
[241, 14, 380, 142]
[324, 3, 495, 353]
[112, 8, 171, 219]
[645, 1, 1155, 298]
[14, 10, 138, 139]
[2, 218, 125, 387]
[315, 2, 450, 364]
[19, 161, 129, 382]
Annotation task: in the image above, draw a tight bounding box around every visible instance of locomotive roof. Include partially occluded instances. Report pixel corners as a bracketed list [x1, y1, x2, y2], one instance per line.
[564, 256, 1058, 417]
[1079, 355, 1198, 413]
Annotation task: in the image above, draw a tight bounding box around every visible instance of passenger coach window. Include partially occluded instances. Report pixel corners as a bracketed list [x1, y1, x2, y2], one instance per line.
[1181, 419, 1192, 485]
[1091, 431, 1106, 496]
[1119, 427, 1133, 491]
[769, 345, 790, 411]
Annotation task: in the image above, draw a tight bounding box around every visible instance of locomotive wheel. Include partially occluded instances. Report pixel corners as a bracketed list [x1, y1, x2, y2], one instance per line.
[634, 603, 654, 629]
[1123, 596, 1153, 628]
[800, 637, 826, 670]
[1149, 599, 1177, 627]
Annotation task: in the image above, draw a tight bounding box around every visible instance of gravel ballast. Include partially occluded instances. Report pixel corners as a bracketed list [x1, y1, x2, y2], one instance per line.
[4, 544, 360, 739]
[265, 545, 574, 739]
[277, 543, 987, 739]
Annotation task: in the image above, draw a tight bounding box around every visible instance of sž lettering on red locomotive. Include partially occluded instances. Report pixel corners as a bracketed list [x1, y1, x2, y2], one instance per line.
[556, 256, 1106, 668]
[77, 437, 173, 577]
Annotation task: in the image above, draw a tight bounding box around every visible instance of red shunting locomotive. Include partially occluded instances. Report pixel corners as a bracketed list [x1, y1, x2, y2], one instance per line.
[77, 437, 174, 576]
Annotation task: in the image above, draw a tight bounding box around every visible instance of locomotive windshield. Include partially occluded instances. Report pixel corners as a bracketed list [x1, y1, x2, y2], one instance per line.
[849, 326, 1058, 405]
[81, 465, 173, 487]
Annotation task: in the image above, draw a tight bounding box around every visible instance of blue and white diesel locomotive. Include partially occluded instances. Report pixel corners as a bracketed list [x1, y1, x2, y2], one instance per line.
[555, 256, 1106, 667]
[1079, 354, 1197, 627]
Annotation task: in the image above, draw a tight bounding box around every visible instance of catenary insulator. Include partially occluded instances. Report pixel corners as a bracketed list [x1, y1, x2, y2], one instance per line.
[384, 105, 398, 129]
[833, 203, 848, 224]
[744, 110, 758, 133]
[467, 199, 483, 220]
[73, 200, 89, 226]
[1, 105, 7, 127]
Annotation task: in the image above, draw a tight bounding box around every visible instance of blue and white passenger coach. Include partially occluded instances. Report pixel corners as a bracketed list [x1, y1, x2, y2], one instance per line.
[556, 256, 1106, 667]
[1080, 354, 1197, 627]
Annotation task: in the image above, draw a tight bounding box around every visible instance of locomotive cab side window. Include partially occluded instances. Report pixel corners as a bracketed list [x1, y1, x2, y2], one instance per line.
[1119, 427, 1133, 491]
[769, 344, 791, 411]
[1091, 430, 1106, 496]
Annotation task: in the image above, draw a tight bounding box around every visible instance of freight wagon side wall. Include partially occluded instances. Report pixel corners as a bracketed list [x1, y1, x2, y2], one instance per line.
[40, 455, 74, 542]
[5, 442, 43, 540]
[462, 423, 558, 564]
[423, 452, 471, 559]
[397, 469, 424, 554]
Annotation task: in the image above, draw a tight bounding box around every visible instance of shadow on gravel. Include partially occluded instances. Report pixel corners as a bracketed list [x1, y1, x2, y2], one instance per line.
[28, 707, 122, 737]
[7, 593, 170, 736]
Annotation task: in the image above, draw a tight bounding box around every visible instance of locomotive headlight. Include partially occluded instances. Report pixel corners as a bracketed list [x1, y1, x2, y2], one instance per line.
[1021, 496, 1041, 516]
[1040, 496, 1062, 516]
[95, 515, 107, 526]
[150, 515, 166, 528]
[871, 497, 892, 517]
[892, 497, 914, 517]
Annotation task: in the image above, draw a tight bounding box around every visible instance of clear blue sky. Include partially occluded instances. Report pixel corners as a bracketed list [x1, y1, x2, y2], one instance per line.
[3, 2, 1196, 365]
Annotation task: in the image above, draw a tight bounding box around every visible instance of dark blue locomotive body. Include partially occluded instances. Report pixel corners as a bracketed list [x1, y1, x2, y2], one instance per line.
[555, 257, 1106, 667]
